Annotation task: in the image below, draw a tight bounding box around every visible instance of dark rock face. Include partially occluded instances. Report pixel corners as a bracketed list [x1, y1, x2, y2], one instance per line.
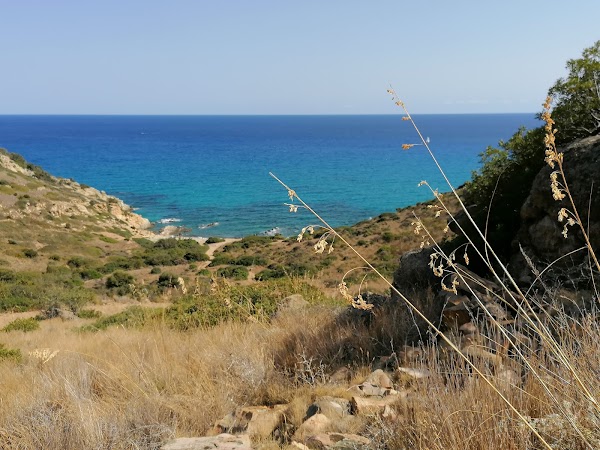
[512, 135, 600, 283]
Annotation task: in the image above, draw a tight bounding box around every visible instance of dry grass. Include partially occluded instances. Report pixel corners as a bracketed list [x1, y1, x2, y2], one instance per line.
[0, 299, 597, 449]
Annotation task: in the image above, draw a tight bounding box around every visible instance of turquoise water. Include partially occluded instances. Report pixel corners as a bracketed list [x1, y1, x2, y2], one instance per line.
[0, 114, 540, 237]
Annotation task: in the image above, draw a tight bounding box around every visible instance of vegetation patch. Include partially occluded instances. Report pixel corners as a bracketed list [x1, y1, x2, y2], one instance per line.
[2, 317, 40, 333]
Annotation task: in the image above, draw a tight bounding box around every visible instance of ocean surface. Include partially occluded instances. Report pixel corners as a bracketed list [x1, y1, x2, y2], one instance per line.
[0, 114, 540, 237]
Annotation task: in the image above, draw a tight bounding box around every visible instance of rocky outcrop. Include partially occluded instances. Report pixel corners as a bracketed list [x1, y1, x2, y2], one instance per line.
[514, 135, 600, 284]
[0, 152, 152, 236]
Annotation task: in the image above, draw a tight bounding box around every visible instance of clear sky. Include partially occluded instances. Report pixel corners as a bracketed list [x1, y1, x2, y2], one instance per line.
[1, 0, 599, 115]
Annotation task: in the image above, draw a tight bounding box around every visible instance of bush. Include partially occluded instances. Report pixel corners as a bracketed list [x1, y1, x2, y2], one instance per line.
[0, 344, 22, 362]
[157, 273, 179, 289]
[205, 236, 225, 244]
[23, 249, 38, 258]
[2, 317, 40, 333]
[255, 265, 287, 280]
[82, 306, 164, 332]
[150, 267, 162, 274]
[76, 309, 102, 319]
[105, 271, 134, 295]
[216, 266, 248, 280]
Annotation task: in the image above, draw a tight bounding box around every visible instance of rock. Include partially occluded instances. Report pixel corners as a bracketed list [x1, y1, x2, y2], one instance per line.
[211, 404, 287, 439]
[396, 367, 431, 380]
[161, 434, 252, 450]
[350, 392, 406, 415]
[279, 294, 308, 310]
[305, 397, 350, 421]
[462, 344, 503, 367]
[496, 368, 521, 388]
[328, 367, 352, 384]
[514, 135, 600, 284]
[398, 345, 425, 364]
[442, 303, 472, 329]
[293, 413, 332, 441]
[459, 322, 478, 335]
[392, 248, 438, 296]
[305, 433, 371, 449]
[364, 369, 393, 389]
[347, 382, 389, 397]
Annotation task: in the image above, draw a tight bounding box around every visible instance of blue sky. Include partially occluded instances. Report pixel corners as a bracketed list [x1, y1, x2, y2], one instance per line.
[1, 0, 599, 114]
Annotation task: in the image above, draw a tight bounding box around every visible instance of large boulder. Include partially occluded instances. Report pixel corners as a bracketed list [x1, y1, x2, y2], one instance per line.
[513, 135, 600, 286]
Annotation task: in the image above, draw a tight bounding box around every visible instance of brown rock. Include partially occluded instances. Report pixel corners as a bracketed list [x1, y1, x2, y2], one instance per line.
[350, 392, 406, 415]
[364, 369, 393, 389]
[293, 413, 332, 441]
[161, 434, 252, 450]
[211, 404, 287, 439]
[305, 432, 371, 449]
[328, 367, 352, 384]
[459, 322, 478, 335]
[462, 344, 503, 367]
[305, 397, 350, 421]
[397, 367, 431, 380]
[347, 383, 388, 397]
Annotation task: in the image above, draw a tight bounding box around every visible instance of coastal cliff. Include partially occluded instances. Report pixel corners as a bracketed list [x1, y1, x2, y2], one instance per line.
[0, 151, 152, 236]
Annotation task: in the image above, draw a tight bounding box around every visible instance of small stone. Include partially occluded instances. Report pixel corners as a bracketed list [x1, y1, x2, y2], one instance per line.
[347, 382, 388, 397]
[161, 434, 252, 450]
[459, 322, 478, 335]
[328, 367, 352, 384]
[462, 344, 503, 367]
[364, 369, 393, 389]
[305, 432, 371, 449]
[397, 367, 431, 380]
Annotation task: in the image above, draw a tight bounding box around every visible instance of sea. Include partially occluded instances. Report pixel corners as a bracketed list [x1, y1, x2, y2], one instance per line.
[0, 114, 540, 238]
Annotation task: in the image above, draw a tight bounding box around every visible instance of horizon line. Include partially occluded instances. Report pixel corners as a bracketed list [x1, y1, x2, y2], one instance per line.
[0, 112, 538, 117]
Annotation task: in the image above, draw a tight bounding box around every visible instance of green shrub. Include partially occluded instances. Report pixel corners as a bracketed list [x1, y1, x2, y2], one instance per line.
[150, 267, 162, 274]
[209, 254, 233, 266]
[82, 306, 164, 331]
[157, 273, 179, 288]
[255, 265, 287, 280]
[216, 266, 248, 280]
[234, 255, 268, 266]
[105, 271, 134, 295]
[23, 249, 38, 258]
[205, 236, 225, 244]
[2, 317, 40, 333]
[197, 269, 211, 277]
[76, 309, 102, 319]
[0, 344, 22, 362]
[78, 268, 103, 280]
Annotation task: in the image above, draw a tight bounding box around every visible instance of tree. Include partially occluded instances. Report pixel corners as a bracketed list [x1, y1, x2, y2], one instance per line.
[549, 40, 600, 145]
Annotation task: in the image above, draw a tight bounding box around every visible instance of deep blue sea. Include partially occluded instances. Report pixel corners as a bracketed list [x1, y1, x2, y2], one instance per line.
[0, 114, 540, 237]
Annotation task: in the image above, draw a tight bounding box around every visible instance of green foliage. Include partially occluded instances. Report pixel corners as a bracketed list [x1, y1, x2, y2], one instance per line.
[165, 278, 334, 330]
[150, 267, 162, 274]
[463, 41, 600, 260]
[2, 317, 40, 333]
[82, 306, 163, 332]
[0, 344, 22, 363]
[255, 265, 287, 280]
[105, 271, 134, 295]
[205, 236, 225, 244]
[0, 268, 94, 312]
[549, 40, 600, 145]
[23, 249, 38, 258]
[76, 309, 102, 319]
[216, 266, 248, 280]
[157, 272, 179, 288]
[210, 254, 268, 267]
[140, 238, 209, 266]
